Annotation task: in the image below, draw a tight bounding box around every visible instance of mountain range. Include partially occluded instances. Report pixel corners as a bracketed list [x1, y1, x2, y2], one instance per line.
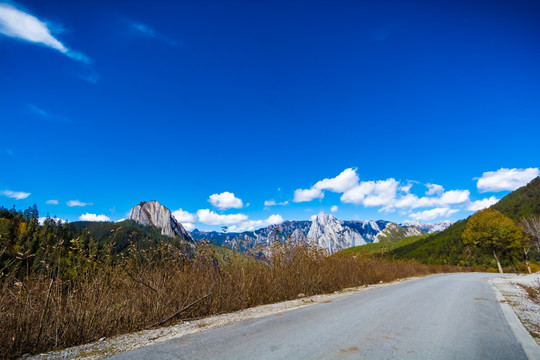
[189, 212, 452, 254]
[126, 201, 454, 254]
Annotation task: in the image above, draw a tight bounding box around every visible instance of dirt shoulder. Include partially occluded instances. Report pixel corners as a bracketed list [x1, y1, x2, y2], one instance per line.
[490, 272, 540, 345]
[27, 277, 420, 360]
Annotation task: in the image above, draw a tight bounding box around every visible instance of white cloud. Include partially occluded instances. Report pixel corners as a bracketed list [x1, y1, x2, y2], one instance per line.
[399, 183, 413, 193]
[208, 192, 243, 210]
[172, 209, 197, 232]
[0, 3, 89, 62]
[79, 213, 110, 222]
[293, 168, 359, 203]
[330, 205, 338, 213]
[131, 22, 156, 37]
[425, 183, 444, 196]
[341, 179, 399, 207]
[172, 208, 196, 223]
[1, 190, 30, 200]
[182, 222, 195, 231]
[439, 190, 470, 205]
[67, 200, 93, 207]
[293, 188, 324, 202]
[196, 209, 248, 225]
[38, 217, 66, 225]
[228, 214, 284, 232]
[46, 199, 58, 205]
[313, 168, 359, 193]
[28, 104, 71, 123]
[409, 207, 458, 221]
[476, 168, 539, 193]
[467, 196, 499, 211]
[126, 19, 178, 46]
[389, 189, 470, 211]
[264, 199, 288, 207]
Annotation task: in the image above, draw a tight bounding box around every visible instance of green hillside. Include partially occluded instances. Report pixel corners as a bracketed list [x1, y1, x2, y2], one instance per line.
[491, 176, 540, 220]
[337, 235, 428, 257]
[388, 176, 540, 266]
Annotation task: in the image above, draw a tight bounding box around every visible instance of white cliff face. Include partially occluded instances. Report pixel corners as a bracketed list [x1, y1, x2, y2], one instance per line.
[307, 212, 367, 254]
[129, 201, 194, 242]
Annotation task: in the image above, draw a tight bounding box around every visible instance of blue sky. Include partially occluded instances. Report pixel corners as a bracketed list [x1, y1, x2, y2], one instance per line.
[1, 0, 539, 232]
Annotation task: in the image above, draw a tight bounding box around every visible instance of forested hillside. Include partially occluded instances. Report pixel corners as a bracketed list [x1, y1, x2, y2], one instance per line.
[0, 207, 192, 280]
[387, 177, 540, 266]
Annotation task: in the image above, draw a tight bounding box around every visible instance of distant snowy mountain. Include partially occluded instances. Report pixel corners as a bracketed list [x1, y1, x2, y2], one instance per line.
[401, 220, 454, 234]
[190, 212, 444, 254]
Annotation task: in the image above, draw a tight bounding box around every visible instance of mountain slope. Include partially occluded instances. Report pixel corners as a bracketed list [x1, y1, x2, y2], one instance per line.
[337, 234, 429, 257]
[389, 176, 540, 265]
[490, 176, 540, 220]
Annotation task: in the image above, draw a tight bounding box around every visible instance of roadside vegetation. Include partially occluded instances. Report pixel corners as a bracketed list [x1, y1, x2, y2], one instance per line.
[1, 205, 461, 359]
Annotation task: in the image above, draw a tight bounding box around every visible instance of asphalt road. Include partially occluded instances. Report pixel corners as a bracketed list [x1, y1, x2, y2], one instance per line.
[107, 273, 533, 359]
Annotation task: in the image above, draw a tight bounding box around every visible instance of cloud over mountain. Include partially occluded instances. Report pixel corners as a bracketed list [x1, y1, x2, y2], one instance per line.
[476, 168, 539, 193]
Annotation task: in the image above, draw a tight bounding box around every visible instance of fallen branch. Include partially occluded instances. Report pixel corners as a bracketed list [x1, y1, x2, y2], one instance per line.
[152, 292, 213, 328]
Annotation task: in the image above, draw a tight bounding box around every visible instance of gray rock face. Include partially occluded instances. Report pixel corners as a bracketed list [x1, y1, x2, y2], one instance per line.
[375, 222, 424, 242]
[307, 212, 367, 253]
[129, 201, 194, 242]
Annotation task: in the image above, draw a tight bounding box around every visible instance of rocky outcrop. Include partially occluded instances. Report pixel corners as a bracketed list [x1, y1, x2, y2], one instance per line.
[375, 222, 424, 242]
[129, 201, 194, 242]
[307, 212, 367, 253]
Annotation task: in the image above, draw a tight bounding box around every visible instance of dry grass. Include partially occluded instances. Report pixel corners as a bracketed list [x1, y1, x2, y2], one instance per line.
[1, 241, 462, 359]
[517, 279, 540, 306]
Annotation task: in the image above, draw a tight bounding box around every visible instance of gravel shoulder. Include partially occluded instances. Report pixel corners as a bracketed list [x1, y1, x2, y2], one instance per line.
[490, 272, 540, 345]
[27, 278, 418, 360]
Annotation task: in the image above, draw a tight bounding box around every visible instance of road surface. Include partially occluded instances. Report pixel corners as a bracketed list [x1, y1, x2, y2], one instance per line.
[107, 273, 535, 359]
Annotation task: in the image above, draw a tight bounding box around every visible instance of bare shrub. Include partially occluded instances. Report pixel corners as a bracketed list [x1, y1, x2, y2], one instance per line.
[0, 241, 464, 359]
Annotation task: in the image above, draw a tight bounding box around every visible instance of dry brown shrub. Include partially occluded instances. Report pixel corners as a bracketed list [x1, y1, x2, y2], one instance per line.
[0, 241, 465, 359]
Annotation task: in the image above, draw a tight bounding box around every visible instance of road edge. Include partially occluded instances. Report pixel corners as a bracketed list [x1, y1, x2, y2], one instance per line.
[490, 278, 540, 360]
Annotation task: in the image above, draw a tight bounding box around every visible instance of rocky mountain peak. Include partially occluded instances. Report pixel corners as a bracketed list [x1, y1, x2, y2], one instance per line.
[314, 211, 336, 225]
[307, 211, 366, 253]
[129, 200, 194, 242]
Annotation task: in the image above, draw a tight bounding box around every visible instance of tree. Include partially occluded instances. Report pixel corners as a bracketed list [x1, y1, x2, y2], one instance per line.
[462, 209, 525, 273]
[521, 215, 540, 256]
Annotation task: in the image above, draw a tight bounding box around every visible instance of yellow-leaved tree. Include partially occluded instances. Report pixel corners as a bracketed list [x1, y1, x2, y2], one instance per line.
[462, 209, 526, 273]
